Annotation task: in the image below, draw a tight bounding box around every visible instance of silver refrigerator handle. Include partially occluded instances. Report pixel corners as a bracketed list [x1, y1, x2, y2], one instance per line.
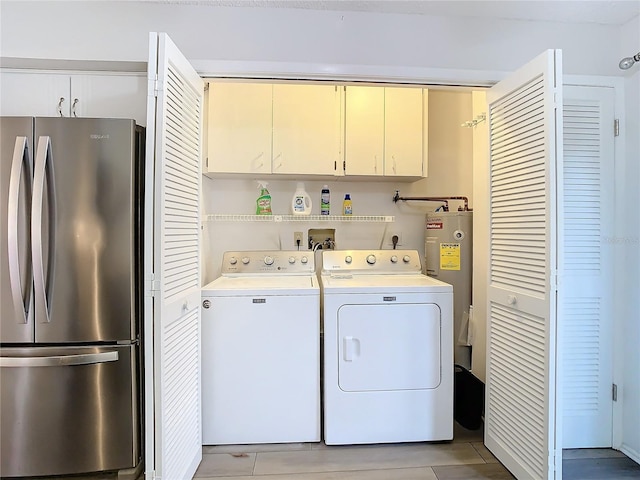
[0, 351, 119, 367]
[8, 136, 32, 324]
[32, 136, 56, 324]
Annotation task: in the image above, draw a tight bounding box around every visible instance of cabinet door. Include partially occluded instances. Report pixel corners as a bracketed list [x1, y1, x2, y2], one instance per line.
[344, 86, 384, 176]
[70, 74, 147, 125]
[273, 84, 341, 175]
[0, 71, 70, 117]
[384, 87, 424, 177]
[207, 82, 272, 174]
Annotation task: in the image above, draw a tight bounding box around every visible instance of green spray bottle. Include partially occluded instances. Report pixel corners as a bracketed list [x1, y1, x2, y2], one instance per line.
[256, 181, 272, 215]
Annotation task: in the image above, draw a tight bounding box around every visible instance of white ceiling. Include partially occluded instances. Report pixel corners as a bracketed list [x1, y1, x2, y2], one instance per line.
[155, 0, 640, 26]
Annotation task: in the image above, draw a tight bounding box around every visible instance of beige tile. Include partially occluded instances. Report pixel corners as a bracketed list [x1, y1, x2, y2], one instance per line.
[471, 442, 499, 463]
[193, 452, 256, 477]
[195, 467, 438, 479]
[203, 443, 313, 454]
[562, 448, 626, 460]
[253, 443, 484, 475]
[432, 463, 516, 479]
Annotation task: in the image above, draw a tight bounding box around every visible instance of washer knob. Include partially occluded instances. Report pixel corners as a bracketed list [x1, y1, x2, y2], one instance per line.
[403, 255, 411, 263]
[301, 256, 309, 264]
[345, 255, 353, 264]
[241, 257, 250, 265]
[264, 256, 274, 265]
[366, 254, 377, 265]
[288, 256, 296, 264]
[390, 255, 398, 263]
[229, 257, 238, 265]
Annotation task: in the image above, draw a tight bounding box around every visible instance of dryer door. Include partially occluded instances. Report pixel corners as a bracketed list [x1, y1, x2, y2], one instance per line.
[337, 303, 441, 392]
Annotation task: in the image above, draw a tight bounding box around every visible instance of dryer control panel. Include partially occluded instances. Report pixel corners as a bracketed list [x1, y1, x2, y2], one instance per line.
[322, 250, 422, 274]
[221, 250, 315, 275]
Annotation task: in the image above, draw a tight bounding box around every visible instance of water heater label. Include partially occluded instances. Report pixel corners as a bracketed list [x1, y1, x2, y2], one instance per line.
[426, 222, 443, 229]
[440, 243, 461, 271]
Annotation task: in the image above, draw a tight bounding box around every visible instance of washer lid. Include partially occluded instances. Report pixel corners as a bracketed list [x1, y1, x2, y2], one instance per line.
[202, 275, 319, 296]
[321, 273, 452, 294]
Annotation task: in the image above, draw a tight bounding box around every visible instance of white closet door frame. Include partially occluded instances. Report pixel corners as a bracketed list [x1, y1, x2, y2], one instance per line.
[144, 32, 204, 480]
[485, 49, 563, 480]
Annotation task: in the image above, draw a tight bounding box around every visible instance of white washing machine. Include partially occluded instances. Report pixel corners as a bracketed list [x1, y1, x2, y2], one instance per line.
[201, 250, 320, 445]
[321, 249, 453, 445]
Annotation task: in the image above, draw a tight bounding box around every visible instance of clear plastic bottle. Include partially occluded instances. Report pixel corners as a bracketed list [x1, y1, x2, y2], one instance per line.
[321, 185, 330, 215]
[343, 193, 352, 215]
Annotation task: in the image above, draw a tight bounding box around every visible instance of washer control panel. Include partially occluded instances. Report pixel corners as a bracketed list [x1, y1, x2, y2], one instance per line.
[322, 250, 422, 274]
[221, 250, 314, 275]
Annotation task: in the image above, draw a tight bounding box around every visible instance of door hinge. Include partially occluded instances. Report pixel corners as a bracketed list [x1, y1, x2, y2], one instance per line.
[146, 273, 160, 297]
[614, 119, 620, 137]
[612, 383, 618, 402]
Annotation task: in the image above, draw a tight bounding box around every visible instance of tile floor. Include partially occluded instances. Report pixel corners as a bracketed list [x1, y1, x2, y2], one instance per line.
[194, 424, 640, 480]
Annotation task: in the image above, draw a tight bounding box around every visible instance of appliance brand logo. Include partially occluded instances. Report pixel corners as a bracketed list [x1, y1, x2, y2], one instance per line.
[253, 298, 266, 304]
[383, 296, 396, 302]
[426, 222, 443, 229]
[90, 134, 110, 140]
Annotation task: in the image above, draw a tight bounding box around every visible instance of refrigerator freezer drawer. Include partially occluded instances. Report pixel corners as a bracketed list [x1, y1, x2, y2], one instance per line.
[0, 344, 139, 477]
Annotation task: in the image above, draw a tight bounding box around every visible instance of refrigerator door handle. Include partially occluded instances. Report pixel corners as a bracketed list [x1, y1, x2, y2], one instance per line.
[8, 136, 32, 324]
[0, 351, 119, 367]
[32, 136, 56, 324]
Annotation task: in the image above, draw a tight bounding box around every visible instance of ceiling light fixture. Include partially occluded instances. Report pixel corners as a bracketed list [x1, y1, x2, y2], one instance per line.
[619, 52, 640, 70]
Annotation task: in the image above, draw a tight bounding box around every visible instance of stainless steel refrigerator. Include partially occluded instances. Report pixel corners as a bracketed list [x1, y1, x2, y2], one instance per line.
[0, 117, 144, 477]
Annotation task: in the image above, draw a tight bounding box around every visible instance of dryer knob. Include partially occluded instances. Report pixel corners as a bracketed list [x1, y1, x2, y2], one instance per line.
[366, 254, 377, 265]
[390, 255, 398, 263]
[403, 255, 411, 263]
[229, 257, 238, 265]
[264, 256, 274, 265]
[301, 256, 309, 264]
[241, 257, 250, 265]
[345, 255, 353, 264]
[288, 256, 296, 264]
[202, 299, 211, 309]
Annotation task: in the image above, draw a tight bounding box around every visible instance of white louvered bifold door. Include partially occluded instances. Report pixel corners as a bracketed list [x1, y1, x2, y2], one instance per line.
[562, 86, 614, 448]
[485, 50, 563, 480]
[145, 32, 204, 480]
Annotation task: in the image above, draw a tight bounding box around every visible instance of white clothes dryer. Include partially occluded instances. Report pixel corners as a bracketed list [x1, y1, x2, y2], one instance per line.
[321, 250, 453, 445]
[201, 250, 320, 445]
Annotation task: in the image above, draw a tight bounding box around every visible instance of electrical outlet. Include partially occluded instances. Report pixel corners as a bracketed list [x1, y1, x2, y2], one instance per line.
[387, 232, 403, 247]
[294, 231, 303, 247]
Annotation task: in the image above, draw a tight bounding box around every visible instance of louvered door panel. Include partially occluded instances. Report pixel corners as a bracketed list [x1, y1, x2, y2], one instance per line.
[147, 32, 204, 480]
[485, 50, 562, 480]
[562, 87, 614, 448]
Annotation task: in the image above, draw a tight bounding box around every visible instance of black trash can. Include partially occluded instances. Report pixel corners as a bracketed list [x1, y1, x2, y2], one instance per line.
[454, 365, 485, 430]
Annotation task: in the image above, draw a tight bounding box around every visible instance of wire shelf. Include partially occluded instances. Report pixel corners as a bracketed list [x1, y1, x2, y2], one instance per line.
[205, 214, 394, 223]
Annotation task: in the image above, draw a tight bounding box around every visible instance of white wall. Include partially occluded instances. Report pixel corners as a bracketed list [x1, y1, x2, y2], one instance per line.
[0, 1, 626, 77]
[618, 16, 640, 462]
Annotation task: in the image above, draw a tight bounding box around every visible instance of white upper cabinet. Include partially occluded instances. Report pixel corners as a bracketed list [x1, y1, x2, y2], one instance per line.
[344, 86, 426, 179]
[272, 84, 341, 176]
[344, 86, 385, 176]
[0, 70, 147, 125]
[207, 82, 272, 174]
[69, 74, 147, 125]
[383, 87, 425, 178]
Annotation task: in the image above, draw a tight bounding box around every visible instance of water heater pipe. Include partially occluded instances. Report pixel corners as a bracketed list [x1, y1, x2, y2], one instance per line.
[392, 191, 470, 211]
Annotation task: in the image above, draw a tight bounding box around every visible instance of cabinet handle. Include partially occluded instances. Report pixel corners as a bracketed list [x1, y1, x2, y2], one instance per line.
[392, 155, 397, 174]
[71, 98, 79, 117]
[374, 154, 378, 174]
[57, 97, 65, 117]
